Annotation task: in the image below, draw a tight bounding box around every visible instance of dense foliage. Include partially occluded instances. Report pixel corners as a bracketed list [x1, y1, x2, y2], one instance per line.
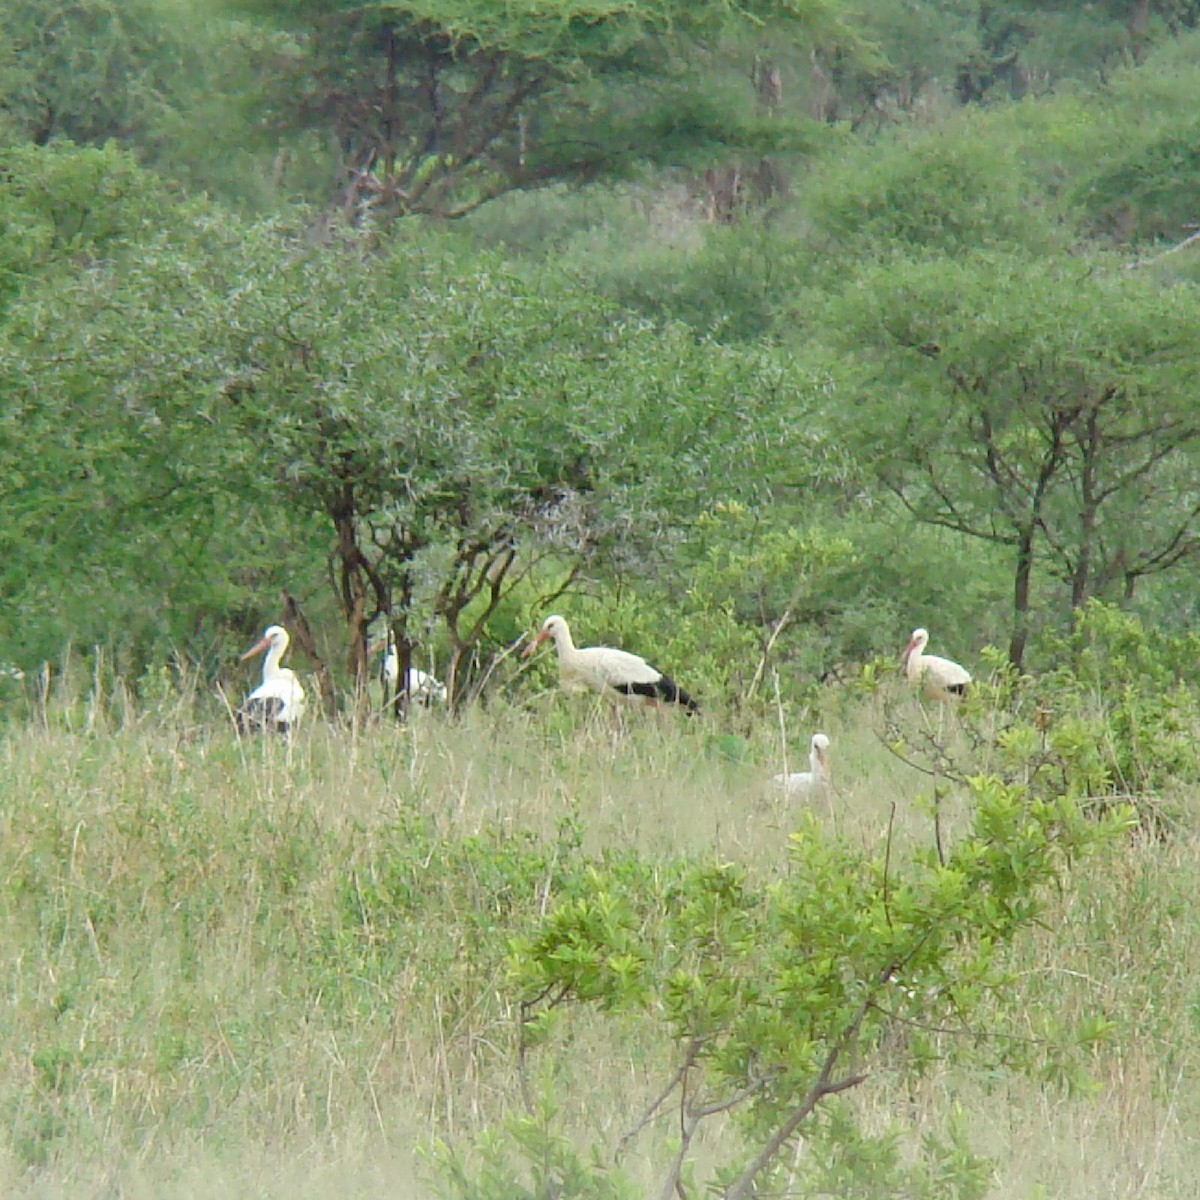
[6, 7, 1200, 1189]
[5, 0, 1200, 694]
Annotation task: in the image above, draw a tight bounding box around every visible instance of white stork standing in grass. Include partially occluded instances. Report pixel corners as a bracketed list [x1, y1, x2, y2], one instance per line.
[771, 733, 832, 798]
[372, 632, 447, 709]
[521, 615, 700, 713]
[237, 624, 306, 733]
[901, 627, 971, 702]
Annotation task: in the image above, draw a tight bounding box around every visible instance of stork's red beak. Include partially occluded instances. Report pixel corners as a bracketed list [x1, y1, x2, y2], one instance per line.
[521, 629, 550, 659]
[241, 636, 270, 661]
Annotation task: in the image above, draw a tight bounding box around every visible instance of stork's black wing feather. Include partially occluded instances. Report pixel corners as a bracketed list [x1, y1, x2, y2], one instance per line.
[237, 695, 290, 734]
[614, 675, 700, 713]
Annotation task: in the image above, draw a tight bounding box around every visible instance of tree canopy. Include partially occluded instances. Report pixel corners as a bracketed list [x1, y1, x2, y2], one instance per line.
[5, 2, 1200, 687]
[818, 251, 1200, 666]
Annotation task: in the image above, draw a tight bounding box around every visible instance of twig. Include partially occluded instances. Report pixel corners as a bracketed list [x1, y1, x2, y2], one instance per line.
[515, 983, 571, 1114]
[772, 669, 790, 778]
[720, 989, 877, 1200]
[618, 1039, 703, 1160]
[690, 1071, 775, 1119]
[746, 599, 799, 703]
[465, 633, 529, 706]
[933, 781, 946, 868]
[870, 1002, 1052, 1046]
[873, 725, 968, 784]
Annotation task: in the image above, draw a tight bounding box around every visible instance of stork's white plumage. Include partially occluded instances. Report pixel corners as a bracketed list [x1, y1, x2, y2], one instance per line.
[771, 733, 832, 797]
[521, 615, 699, 712]
[901, 628, 971, 701]
[238, 624, 306, 733]
[377, 639, 447, 706]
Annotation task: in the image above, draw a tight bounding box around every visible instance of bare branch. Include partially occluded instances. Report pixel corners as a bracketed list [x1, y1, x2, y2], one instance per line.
[618, 1038, 704, 1160]
[1124, 228, 1200, 269]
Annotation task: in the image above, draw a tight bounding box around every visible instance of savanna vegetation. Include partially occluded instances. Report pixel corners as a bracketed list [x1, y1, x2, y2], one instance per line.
[4, 0, 1200, 1195]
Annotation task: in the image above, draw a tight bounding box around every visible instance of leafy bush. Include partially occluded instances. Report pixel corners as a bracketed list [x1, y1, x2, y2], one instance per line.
[1075, 116, 1200, 243]
[883, 602, 1200, 835]
[804, 119, 1061, 259]
[0, 141, 172, 308]
[491, 767, 1124, 1199]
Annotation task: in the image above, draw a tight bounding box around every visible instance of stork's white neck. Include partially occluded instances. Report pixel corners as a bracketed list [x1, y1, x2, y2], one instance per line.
[262, 639, 288, 680]
[903, 634, 928, 679]
[548, 622, 577, 656]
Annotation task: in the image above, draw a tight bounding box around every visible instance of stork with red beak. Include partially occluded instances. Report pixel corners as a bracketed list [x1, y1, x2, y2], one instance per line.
[238, 624, 306, 733]
[901, 628, 971, 702]
[522, 615, 699, 713]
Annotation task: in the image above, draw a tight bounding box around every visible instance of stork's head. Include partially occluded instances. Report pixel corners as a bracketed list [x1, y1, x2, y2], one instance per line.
[368, 626, 396, 656]
[521, 614, 568, 658]
[241, 624, 288, 661]
[901, 627, 929, 666]
[811, 732, 831, 756]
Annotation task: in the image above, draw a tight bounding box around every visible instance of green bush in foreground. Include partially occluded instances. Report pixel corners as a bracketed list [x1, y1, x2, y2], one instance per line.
[452, 775, 1127, 1198]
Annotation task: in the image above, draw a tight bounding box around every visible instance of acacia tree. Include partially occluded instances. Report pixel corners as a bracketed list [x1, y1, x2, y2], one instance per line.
[215, 231, 813, 706]
[819, 252, 1200, 668]
[0, 0, 190, 146]
[2, 162, 814, 702]
[226, 0, 849, 221]
[0, 141, 171, 311]
[215, 236, 631, 703]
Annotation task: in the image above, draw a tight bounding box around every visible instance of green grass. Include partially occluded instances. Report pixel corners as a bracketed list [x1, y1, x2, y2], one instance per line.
[0, 673, 1198, 1198]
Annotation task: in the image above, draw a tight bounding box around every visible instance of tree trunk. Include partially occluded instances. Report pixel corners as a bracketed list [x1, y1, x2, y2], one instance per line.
[1005, 408, 1071, 671]
[1071, 408, 1100, 607]
[337, 519, 369, 686]
[389, 624, 415, 722]
[382, 24, 399, 175]
[1009, 526, 1035, 670]
[1071, 508, 1096, 607]
[387, 567, 416, 721]
[1128, 0, 1151, 63]
[330, 481, 373, 716]
[281, 591, 338, 719]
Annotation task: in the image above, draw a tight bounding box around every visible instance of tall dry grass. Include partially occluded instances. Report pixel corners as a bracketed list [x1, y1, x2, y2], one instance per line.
[0, 665, 1197, 1197]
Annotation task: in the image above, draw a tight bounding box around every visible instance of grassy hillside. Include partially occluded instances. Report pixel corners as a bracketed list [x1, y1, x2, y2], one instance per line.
[0, 665, 1197, 1198]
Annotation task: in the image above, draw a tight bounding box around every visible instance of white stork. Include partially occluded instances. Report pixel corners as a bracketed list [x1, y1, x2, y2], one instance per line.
[372, 633, 447, 707]
[522, 615, 699, 713]
[237, 624, 306, 733]
[901, 628, 971, 702]
[771, 733, 832, 797]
